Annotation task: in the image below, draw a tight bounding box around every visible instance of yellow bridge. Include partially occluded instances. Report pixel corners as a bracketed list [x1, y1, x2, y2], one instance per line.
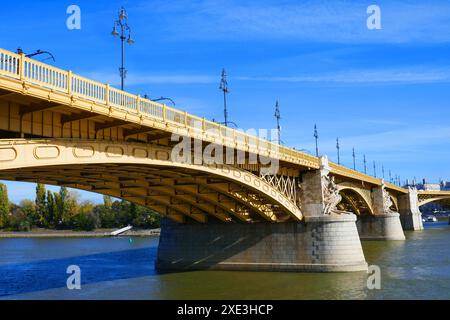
[0, 47, 447, 272]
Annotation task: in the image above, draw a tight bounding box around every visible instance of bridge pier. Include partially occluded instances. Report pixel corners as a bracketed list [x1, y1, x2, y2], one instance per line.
[398, 188, 424, 231]
[156, 215, 367, 273]
[356, 184, 406, 240]
[356, 213, 406, 240]
[156, 157, 367, 273]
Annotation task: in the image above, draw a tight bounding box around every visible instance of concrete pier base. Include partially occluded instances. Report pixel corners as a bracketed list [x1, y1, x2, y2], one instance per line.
[400, 212, 424, 231]
[156, 214, 368, 273]
[398, 187, 424, 231]
[356, 212, 406, 240]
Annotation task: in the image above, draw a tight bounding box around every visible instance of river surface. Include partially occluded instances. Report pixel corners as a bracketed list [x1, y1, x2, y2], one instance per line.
[1, 222, 450, 299]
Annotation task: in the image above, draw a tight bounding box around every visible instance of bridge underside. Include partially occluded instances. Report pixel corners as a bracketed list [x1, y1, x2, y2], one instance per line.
[0, 162, 297, 224]
[337, 189, 374, 216]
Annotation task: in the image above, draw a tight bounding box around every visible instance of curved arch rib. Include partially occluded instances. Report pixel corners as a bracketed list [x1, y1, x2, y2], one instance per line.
[0, 139, 303, 222]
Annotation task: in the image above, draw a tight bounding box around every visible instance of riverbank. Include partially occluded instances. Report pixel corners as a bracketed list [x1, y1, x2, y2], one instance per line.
[0, 228, 160, 238]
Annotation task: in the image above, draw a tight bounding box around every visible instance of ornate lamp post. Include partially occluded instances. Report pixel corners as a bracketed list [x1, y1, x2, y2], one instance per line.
[363, 154, 367, 174]
[373, 161, 377, 177]
[111, 7, 135, 90]
[219, 68, 229, 126]
[313, 124, 319, 157]
[352, 148, 356, 170]
[274, 100, 281, 145]
[336, 137, 340, 165]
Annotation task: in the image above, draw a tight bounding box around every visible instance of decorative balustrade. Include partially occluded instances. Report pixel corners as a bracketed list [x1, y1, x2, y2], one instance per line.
[164, 106, 185, 126]
[108, 86, 137, 111]
[0, 50, 20, 79]
[22, 56, 68, 92]
[139, 99, 164, 119]
[71, 73, 105, 103]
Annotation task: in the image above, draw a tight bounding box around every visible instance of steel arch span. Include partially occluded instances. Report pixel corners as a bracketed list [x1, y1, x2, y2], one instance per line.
[0, 138, 302, 223]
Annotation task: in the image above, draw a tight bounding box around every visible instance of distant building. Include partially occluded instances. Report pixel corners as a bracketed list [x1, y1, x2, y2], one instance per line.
[441, 181, 450, 191]
[423, 183, 441, 191]
[405, 178, 443, 191]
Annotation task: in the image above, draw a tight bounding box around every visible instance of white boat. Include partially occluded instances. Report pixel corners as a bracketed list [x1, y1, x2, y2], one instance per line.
[425, 216, 438, 222]
[110, 225, 133, 236]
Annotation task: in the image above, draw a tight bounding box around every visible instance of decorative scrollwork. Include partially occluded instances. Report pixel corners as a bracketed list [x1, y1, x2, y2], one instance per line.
[260, 172, 298, 205]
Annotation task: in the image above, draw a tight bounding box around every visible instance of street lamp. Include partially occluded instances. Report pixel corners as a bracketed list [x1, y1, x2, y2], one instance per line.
[111, 7, 134, 90]
[352, 148, 356, 170]
[373, 161, 377, 177]
[16, 48, 55, 62]
[313, 124, 319, 157]
[219, 68, 229, 126]
[274, 100, 281, 145]
[218, 69, 237, 128]
[336, 137, 340, 165]
[363, 154, 367, 174]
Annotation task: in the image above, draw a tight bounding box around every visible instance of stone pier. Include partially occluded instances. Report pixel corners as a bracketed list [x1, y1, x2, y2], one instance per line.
[156, 156, 368, 273]
[156, 215, 367, 272]
[398, 188, 424, 231]
[356, 183, 406, 240]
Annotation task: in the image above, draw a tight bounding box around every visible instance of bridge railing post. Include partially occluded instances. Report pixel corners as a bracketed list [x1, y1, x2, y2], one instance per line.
[162, 104, 166, 122]
[19, 53, 25, 81]
[67, 71, 72, 95]
[136, 95, 141, 114]
[105, 84, 110, 107]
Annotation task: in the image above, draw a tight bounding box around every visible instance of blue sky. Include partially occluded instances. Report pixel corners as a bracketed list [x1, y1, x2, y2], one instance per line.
[2, 0, 450, 203]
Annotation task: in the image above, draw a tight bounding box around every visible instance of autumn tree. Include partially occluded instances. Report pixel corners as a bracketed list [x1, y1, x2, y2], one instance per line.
[35, 184, 47, 227]
[46, 190, 56, 227]
[0, 183, 9, 228]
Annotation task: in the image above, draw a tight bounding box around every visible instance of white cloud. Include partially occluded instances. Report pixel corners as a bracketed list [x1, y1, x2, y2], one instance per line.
[298, 125, 450, 162]
[140, 0, 450, 43]
[85, 66, 450, 88]
[84, 72, 217, 87]
[237, 67, 450, 84]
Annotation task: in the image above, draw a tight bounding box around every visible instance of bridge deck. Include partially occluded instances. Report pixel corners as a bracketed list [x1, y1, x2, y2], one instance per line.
[0, 47, 406, 194]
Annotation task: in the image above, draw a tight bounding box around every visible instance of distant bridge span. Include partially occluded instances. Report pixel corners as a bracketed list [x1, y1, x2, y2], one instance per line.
[416, 190, 450, 207]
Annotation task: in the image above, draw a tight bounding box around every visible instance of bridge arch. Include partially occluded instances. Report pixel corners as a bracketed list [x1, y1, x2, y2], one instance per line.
[389, 195, 399, 212]
[0, 139, 302, 223]
[418, 196, 450, 207]
[337, 183, 374, 215]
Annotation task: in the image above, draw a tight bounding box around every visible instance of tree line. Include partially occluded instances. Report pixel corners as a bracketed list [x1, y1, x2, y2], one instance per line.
[0, 183, 161, 231]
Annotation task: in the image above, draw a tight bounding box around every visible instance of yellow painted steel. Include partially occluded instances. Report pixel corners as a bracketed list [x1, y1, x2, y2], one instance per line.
[0, 47, 414, 195]
[0, 138, 303, 222]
